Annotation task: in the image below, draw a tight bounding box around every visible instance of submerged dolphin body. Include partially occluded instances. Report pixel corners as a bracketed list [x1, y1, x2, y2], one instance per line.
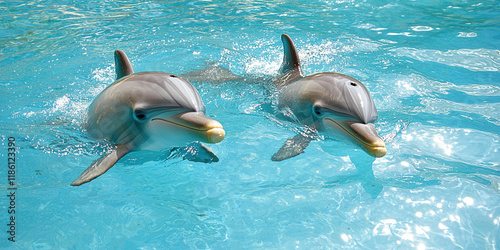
[272, 34, 386, 161]
[71, 50, 225, 186]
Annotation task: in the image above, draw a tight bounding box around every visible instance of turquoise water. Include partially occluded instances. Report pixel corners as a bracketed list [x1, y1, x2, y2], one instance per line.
[1, 0, 499, 248]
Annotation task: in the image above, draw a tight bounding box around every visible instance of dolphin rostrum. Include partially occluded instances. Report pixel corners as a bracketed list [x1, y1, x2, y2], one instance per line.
[71, 50, 225, 186]
[272, 34, 386, 161]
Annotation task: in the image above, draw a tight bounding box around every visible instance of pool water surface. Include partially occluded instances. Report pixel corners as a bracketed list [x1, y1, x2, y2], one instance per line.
[0, 0, 499, 249]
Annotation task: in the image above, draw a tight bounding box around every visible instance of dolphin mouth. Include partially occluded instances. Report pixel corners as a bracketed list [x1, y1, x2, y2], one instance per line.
[152, 112, 225, 144]
[323, 118, 387, 157]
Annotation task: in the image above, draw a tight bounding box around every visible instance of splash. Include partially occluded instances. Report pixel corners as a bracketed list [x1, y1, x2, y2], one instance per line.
[91, 65, 115, 85]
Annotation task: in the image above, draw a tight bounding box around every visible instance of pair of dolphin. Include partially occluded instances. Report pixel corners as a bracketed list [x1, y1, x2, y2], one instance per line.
[71, 34, 386, 186]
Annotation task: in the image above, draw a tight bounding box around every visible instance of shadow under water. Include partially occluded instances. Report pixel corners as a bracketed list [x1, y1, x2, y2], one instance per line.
[321, 148, 385, 199]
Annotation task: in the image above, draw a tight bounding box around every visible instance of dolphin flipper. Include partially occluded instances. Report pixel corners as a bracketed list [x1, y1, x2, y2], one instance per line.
[114, 50, 134, 79]
[168, 142, 219, 163]
[71, 145, 130, 186]
[271, 133, 314, 161]
[184, 142, 220, 163]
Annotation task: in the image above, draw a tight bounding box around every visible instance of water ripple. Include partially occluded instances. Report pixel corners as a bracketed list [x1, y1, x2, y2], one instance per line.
[1, 0, 499, 249]
[392, 47, 500, 72]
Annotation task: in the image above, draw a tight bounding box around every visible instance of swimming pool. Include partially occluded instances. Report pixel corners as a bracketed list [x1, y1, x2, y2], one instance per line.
[1, 0, 499, 248]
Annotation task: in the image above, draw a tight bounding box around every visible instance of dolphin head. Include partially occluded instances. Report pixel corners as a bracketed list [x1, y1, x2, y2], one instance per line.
[128, 72, 225, 149]
[86, 72, 225, 150]
[280, 72, 386, 157]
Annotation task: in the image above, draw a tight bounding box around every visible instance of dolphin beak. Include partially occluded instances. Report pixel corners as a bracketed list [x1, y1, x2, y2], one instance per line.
[348, 122, 387, 157]
[154, 112, 225, 144]
[324, 119, 387, 157]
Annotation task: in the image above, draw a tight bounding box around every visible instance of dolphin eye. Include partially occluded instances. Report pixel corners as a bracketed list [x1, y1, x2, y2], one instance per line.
[134, 110, 147, 122]
[313, 106, 322, 116]
[350, 82, 358, 87]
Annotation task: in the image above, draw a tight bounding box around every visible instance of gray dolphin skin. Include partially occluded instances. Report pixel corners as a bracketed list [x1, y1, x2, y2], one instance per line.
[71, 50, 225, 186]
[272, 34, 386, 161]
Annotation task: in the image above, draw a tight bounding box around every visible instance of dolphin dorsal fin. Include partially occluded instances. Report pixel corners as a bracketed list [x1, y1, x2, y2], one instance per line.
[114, 50, 134, 80]
[277, 34, 304, 85]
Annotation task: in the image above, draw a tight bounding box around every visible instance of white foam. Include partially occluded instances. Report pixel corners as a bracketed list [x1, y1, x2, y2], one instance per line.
[457, 32, 477, 38]
[91, 65, 115, 84]
[411, 26, 434, 32]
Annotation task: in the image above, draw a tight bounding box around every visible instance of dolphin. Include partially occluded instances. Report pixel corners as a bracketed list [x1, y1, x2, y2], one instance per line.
[71, 50, 225, 186]
[271, 34, 386, 161]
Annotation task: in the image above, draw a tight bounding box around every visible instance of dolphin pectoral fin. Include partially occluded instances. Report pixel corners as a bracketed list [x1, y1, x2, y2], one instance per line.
[184, 142, 219, 163]
[71, 145, 130, 186]
[271, 133, 313, 161]
[168, 142, 219, 163]
[114, 50, 134, 79]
